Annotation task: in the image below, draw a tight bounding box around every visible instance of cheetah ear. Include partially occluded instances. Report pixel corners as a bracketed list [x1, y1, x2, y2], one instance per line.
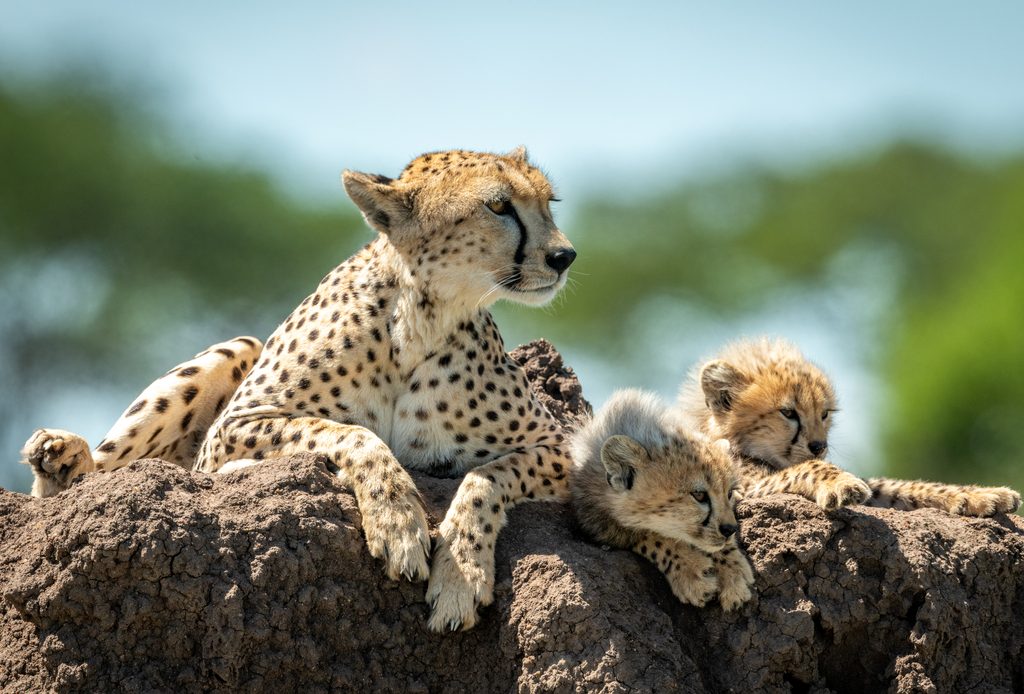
[600, 435, 648, 492]
[342, 170, 413, 234]
[508, 145, 529, 163]
[700, 360, 749, 415]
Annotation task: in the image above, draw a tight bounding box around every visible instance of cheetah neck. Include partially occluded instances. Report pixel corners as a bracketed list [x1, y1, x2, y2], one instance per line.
[375, 237, 483, 365]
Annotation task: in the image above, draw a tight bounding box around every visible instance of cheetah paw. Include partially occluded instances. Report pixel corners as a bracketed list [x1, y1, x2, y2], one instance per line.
[816, 473, 872, 511]
[361, 490, 432, 583]
[20, 429, 95, 498]
[424, 523, 493, 632]
[665, 556, 719, 608]
[717, 554, 755, 611]
[956, 486, 1021, 517]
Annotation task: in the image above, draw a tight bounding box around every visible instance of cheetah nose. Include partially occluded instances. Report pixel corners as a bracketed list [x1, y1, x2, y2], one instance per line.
[808, 440, 828, 457]
[545, 247, 577, 273]
[719, 523, 737, 538]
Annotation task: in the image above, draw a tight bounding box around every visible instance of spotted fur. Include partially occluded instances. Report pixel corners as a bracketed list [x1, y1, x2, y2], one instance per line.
[21, 147, 578, 632]
[569, 390, 754, 610]
[678, 338, 1021, 516]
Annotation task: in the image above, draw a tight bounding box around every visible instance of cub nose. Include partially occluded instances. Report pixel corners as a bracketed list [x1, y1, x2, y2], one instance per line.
[808, 440, 828, 456]
[719, 523, 737, 538]
[545, 247, 577, 273]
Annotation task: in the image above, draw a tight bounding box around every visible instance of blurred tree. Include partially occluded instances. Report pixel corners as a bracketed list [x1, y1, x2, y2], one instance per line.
[0, 75, 363, 489]
[1, 75, 1022, 499]
[557, 143, 1024, 493]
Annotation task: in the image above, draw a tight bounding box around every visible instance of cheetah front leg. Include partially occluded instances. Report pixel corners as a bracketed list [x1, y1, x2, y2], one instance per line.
[747, 459, 871, 511]
[206, 416, 431, 581]
[632, 532, 718, 607]
[866, 477, 1020, 516]
[425, 444, 571, 632]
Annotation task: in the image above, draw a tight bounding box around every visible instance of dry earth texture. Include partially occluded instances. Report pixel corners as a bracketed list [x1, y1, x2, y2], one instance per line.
[1, 341, 1022, 693]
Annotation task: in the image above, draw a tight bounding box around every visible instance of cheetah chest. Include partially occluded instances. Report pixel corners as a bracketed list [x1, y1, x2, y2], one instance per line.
[389, 350, 542, 477]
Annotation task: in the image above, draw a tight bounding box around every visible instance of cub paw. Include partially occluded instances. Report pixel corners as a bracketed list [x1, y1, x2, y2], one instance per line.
[816, 473, 872, 511]
[424, 521, 493, 633]
[665, 553, 718, 608]
[717, 551, 755, 611]
[361, 488, 431, 583]
[20, 429, 95, 497]
[957, 486, 1022, 517]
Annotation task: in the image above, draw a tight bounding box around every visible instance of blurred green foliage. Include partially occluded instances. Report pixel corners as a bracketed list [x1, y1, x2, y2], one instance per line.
[1, 76, 1021, 496]
[558, 144, 1024, 492]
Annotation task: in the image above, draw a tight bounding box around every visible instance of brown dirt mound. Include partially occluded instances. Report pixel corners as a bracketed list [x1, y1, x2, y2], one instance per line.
[1, 341, 1022, 693]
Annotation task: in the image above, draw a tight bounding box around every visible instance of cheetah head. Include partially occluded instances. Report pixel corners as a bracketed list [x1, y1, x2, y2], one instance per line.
[602, 434, 741, 552]
[698, 340, 837, 469]
[342, 147, 575, 308]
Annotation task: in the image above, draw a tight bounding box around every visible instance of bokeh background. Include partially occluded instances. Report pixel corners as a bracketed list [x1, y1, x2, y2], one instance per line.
[2, 2, 1022, 499]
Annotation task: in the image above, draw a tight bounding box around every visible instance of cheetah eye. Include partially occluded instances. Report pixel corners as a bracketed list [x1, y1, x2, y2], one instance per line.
[821, 410, 830, 421]
[486, 199, 513, 216]
[779, 408, 798, 421]
[691, 490, 709, 503]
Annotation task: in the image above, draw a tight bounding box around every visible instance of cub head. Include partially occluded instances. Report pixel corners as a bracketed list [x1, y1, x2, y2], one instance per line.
[342, 147, 575, 308]
[697, 339, 837, 469]
[601, 433, 740, 553]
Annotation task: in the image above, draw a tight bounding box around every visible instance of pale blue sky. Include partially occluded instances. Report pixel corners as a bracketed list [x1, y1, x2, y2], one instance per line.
[2, 1, 1022, 198]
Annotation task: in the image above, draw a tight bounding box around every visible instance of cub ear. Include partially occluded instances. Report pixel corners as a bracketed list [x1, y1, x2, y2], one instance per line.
[713, 438, 732, 456]
[600, 434, 648, 492]
[700, 360, 749, 415]
[508, 145, 529, 163]
[342, 170, 412, 234]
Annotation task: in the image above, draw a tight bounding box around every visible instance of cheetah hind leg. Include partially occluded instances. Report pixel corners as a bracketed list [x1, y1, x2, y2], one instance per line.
[20, 428, 96, 497]
[20, 336, 263, 497]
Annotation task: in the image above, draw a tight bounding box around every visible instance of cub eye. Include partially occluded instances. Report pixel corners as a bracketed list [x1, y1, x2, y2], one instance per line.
[691, 490, 709, 503]
[821, 410, 830, 421]
[779, 408, 798, 421]
[486, 199, 512, 216]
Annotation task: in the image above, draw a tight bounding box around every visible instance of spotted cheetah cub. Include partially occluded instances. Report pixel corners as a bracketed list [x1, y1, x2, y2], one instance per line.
[679, 338, 1021, 516]
[570, 389, 754, 610]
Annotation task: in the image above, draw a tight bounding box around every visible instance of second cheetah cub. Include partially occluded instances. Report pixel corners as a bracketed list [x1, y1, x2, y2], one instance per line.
[679, 338, 1021, 516]
[569, 389, 754, 610]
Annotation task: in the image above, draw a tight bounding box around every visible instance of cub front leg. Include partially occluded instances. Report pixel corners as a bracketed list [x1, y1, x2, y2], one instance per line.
[207, 416, 431, 582]
[714, 541, 755, 611]
[633, 533, 717, 607]
[425, 444, 570, 632]
[867, 477, 1020, 516]
[20, 429, 96, 497]
[749, 459, 871, 511]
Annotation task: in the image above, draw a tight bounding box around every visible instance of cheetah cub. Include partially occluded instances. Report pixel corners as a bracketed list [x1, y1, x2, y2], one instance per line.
[570, 389, 754, 610]
[679, 338, 1021, 516]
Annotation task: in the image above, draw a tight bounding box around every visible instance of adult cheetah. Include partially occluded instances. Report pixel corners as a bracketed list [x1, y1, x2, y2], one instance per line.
[21, 147, 578, 632]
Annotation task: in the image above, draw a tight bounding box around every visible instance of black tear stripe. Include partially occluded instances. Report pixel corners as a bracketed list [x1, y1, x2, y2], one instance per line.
[507, 204, 529, 285]
[702, 502, 712, 526]
[791, 414, 802, 446]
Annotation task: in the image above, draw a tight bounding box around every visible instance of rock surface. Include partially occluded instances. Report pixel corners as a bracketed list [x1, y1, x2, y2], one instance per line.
[1, 340, 1022, 693]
